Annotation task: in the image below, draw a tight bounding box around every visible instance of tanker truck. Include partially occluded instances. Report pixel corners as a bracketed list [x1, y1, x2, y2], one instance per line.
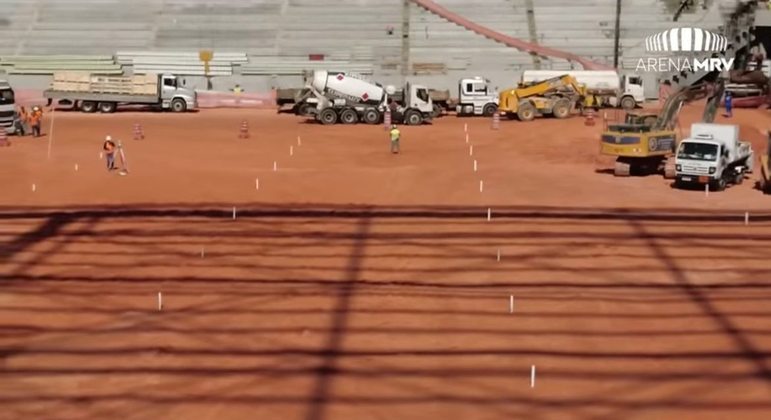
[306, 70, 434, 125]
[521, 70, 644, 110]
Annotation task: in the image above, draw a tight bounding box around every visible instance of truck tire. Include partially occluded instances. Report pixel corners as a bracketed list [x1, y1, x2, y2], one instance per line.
[713, 176, 727, 192]
[551, 99, 571, 119]
[81, 101, 97, 113]
[620, 96, 636, 110]
[319, 108, 338, 125]
[517, 102, 536, 122]
[734, 172, 744, 185]
[339, 108, 358, 125]
[98, 102, 116, 113]
[482, 103, 498, 117]
[171, 99, 187, 113]
[362, 108, 380, 125]
[404, 110, 423, 126]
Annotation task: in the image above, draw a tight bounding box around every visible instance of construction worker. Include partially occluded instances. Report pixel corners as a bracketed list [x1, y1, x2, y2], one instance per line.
[389, 124, 401, 154]
[724, 91, 733, 118]
[103, 135, 116, 171]
[13, 106, 27, 136]
[28, 106, 43, 137]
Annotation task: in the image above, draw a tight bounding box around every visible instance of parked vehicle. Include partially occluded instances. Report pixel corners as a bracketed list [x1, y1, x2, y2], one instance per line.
[674, 123, 754, 191]
[0, 79, 15, 134]
[43, 72, 196, 113]
[307, 70, 433, 125]
[521, 70, 644, 110]
[452, 77, 498, 117]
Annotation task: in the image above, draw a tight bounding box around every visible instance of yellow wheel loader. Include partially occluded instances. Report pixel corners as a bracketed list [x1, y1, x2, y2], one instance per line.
[498, 74, 585, 121]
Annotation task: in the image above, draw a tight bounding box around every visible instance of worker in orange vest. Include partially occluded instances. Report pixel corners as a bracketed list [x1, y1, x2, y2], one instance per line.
[28, 106, 43, 138]
[14, 106, 28, 136]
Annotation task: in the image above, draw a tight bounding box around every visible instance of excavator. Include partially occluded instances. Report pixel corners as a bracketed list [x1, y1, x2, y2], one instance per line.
[600, 79, 725, 177]
[498, 74, 585, 121]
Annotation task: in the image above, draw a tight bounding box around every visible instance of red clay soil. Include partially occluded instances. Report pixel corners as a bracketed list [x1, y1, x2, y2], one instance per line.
[1, 107, 770, 420]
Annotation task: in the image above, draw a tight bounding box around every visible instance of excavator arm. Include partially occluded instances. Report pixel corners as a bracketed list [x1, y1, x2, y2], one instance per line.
[652, 83, 710, 131]
[701, 79, 725, 123]
[408, 0, 613, 71]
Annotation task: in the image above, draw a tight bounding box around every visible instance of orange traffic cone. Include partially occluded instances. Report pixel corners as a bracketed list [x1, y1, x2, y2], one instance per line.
[132, 122, 145, 140]
[491, 111, 500, 130]
[239, 120, 249, 139]
[584, 109, 596, 126]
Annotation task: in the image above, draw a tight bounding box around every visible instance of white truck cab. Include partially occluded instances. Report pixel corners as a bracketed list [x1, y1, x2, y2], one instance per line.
[0, 80, 15, 135]
[404, 82, 434, 115]
[675, 123, 754, 191]
[620, 74, 645, 109]
[456, 77, 498, 116]
[160, 74, 197, 112]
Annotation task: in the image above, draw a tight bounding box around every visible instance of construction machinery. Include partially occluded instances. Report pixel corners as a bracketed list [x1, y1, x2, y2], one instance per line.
[498, 74, 585, 121]
[522, 70, 644, 110]
[600, 80, 724, 177]
[760, 131, 771, 194]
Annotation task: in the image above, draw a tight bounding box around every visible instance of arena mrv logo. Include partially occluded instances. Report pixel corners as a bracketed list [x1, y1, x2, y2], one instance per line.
[635, 27, 734, 73]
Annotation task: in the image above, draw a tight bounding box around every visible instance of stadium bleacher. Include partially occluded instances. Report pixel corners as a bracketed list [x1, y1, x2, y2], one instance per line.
[0, 0, 758, 92]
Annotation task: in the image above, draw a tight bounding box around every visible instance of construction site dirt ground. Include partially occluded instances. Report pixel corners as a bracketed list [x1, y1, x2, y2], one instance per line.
[1, 106, 770, 419]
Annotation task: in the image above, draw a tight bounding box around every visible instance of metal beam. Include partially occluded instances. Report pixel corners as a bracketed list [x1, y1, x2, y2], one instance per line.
[613, 0, 622, 68]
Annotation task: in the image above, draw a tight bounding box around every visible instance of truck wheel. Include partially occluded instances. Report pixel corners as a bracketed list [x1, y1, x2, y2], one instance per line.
[339, 108, 358, 125]
[171, 99, 187, 113]
[362, 108, 380, 125]
[551, 99, 571, 119]
[319, 108, 338, 125]
[517, 102, 535, 122]
[81, 101, 97, 113]
[620, 96, 636, 110]
[482, 103, 498, 117]
[404, 110, 423, 126]
[713, 177, 727, 192]
[98, 102, 116, 113]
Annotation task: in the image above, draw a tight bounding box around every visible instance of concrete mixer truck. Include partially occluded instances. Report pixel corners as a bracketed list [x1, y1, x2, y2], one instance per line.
[306, 70, 434, 125]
